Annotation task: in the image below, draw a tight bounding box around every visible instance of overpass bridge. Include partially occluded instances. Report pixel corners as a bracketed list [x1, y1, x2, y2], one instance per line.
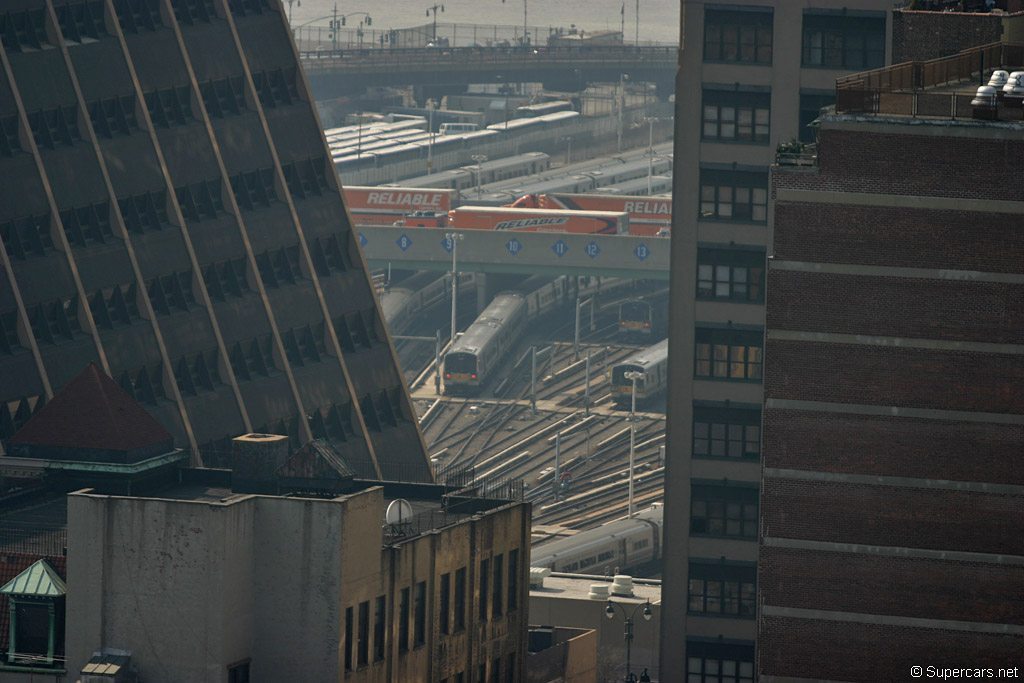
[301, 46, 678, 100]
[356, 226, 669, 280]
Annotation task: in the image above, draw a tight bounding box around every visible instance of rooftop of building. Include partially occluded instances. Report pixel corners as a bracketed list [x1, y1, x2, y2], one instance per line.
[530, 572, 662, 605]
[833, 41, 1024, 124]
[895, 0, 1024, 14]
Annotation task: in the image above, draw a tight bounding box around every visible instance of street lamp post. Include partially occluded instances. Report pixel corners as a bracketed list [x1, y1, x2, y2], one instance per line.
[444, 232, 464, 350]
[605, 599, 653, 682]
[426, 3, 445, 42]
[286, 0, 300, 23]
[617, 73, 629, 152]
[635, 0, 640, 47]
[623, 370, 643, 518]
[471, 154, 488, 198]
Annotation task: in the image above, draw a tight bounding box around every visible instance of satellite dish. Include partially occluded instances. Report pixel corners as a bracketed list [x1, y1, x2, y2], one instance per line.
[385, 499, 414, 525]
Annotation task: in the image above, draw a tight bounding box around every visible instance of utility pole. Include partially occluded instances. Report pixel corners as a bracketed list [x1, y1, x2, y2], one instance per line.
[635, 0, 640, 47]
[434, 329, 442, 395]
[530, 346, 537, 413]
[573, 296, 582, 360]
[553, 431, 561, 499]
[584, 348, 591, 417]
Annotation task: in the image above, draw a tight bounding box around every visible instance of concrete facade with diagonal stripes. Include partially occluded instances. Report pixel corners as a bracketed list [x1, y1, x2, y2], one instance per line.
[0, 0, 432, 483]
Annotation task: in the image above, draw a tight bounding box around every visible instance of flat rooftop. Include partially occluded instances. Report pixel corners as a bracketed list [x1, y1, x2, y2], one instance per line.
[834, 41, 1024, 124]
[530, 573, 661, 605]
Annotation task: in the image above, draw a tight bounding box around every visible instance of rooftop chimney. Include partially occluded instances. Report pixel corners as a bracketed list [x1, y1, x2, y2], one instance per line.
[232, 433, 289, 494]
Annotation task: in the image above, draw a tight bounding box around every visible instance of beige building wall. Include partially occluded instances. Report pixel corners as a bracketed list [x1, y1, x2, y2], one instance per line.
[65, 486, 528, 682]
[662, 1, 894, 679]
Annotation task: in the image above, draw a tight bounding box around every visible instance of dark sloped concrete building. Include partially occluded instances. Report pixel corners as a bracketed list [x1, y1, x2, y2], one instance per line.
[0, 0, 432, 481]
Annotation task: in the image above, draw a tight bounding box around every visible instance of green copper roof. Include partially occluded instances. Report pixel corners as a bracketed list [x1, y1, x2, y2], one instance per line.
[0, 560, 66, 597]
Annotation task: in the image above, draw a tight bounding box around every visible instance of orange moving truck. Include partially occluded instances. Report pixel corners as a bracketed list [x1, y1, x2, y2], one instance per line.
[508, 193, 671, 236]
[342, 186, 458, 227]
[446, 206, 629, 235]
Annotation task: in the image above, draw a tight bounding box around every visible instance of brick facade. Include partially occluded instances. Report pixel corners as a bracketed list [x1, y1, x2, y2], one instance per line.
[759, 545, 1024, 625]
[763, 409, 1024, 485]
[765, 340, 1024, 414]
[775, 129, 1024, 202]
[772, 203, 1024, 273]
[892, 10, 1009, 62]
[767, 271, 1024, 344]
[759, 616, 1024, 679]
[761, 478, 1024, 556]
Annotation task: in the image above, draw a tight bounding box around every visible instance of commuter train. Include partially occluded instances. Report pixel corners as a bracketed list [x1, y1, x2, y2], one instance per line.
[444, 293, 528, 394]
[618, 298, 665, 337]
[443, 276, 627, 394]
[530, 504, 663, 574]
[381, 273, 477, 338]
[609, 339, 669, 406]
[391, 152, 551, 191]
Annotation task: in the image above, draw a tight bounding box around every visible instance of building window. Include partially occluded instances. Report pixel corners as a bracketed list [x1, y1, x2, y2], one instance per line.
[414, 581, 426, 647]
[0, 115, 21, 157]
[174, 349, 222, 396]
[56, 1, 108, 44]
[694, 327, 763, 382]
[1, 214, 53, 261]
[228, 334, 276, 381]
[344, 606, 353, 671]
[228, 0, 275, 16]
[691, 483, 758, 540]
[454, 567, 466, 631]
[0, 310, 21, 354]
[281, 156, 331, 199]
[0, 9, 50, 52]
[175, 179, 225, 222]
[693, 403, 760, 461]
[699, 168, 767, 223]
[440, 573, 451, 635]
[0, 560, 66, 668]
[230, 168, 278, 210]
[479, 558, 490, 622]
[89, 95, 138, 138]
[309, 233, 350, 275]
[507, 653, 515, 683]
[172, 0, 218, 25]
[118, 362, 165, 405]
[357, 600, 369, 667]
[696, 247, 765, 302]
[147, 270, 196, 315]
[281, 323, 326, 367]
[227, 660, 250, 683]
[252, 67, 300, 108]
[145, 85, 193, 128]
[28, 296, 80, 345]
[686, 640, 755, 683]
[255, 244, 302, 289]
[703, 8, 772, 65]
[492, 554, 503, 618]
[688, 561, 756, 619]
[90, 283, 141, 329]
[702, 89, 770, 144]
[60, 201, 113, 247]
[28, 106, 82, 150]
[802, 12, 885, 70]
[798, 91, 834, 143]
[399, 587, 410, 651]
[492, 657, 501, 683]
[373, 595, 386, 662]
[113, 0, 164, 33]
[204, 257, 250, 301]
[119, 190, 170, 234]
[507, 549, 518, 611]
[199, 76, 247, 118]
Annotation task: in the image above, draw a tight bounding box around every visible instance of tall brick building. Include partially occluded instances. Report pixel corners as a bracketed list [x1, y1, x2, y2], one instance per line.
[0, 0, 431, 481]
[661, 2, 893, 679]
[759, 48, 1024, 679]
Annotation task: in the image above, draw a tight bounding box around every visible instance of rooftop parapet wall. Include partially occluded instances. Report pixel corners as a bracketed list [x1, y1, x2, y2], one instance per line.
[893, 9, 1024, 62]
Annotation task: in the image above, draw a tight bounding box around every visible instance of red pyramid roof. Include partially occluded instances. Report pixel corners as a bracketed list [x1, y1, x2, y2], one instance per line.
[10, 363, 172, 452]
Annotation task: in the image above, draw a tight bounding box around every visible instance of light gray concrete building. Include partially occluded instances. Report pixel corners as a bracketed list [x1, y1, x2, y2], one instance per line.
[662, 2, 893, 679]
[65, 469, 530, 682]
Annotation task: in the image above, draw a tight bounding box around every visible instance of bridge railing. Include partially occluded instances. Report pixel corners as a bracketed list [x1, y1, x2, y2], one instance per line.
[298, 45, 678, 72]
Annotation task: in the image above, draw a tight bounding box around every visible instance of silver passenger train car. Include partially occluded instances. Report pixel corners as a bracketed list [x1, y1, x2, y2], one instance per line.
[530, 505, 663, 574]
[443, 293, 528, 394]
[609, 339, 669, 406]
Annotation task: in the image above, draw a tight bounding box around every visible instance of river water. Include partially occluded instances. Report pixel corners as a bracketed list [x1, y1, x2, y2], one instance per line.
[286, 0, 681, 46]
